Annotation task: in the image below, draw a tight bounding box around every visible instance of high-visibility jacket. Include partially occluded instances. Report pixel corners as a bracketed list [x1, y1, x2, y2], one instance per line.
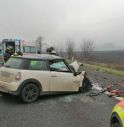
[111, 101, 124, 127]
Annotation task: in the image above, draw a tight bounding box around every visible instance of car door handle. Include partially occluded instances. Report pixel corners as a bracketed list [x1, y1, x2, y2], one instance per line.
[51, 75, 58, 77]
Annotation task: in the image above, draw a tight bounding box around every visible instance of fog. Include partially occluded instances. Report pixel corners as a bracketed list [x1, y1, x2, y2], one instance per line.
[0, 0, 124, 50]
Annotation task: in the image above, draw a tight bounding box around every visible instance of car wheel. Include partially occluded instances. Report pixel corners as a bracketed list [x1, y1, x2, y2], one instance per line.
[20, 83, 40, 103]
[110, 114, 123, 127]
[111, 122, 121, 127]
[79, 76, 92, 92]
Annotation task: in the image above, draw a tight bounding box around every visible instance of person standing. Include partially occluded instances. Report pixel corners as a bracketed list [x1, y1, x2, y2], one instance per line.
[4, 46, 13, 62]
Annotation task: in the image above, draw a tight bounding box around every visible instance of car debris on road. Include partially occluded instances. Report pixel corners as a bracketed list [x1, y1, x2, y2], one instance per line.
[89, 83, 124, 102]
[107, 84, 124, 97]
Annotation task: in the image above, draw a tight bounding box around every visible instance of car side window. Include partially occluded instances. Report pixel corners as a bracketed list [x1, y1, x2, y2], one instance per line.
[49, 59, 70, 72]
[29, 60, 48, 70]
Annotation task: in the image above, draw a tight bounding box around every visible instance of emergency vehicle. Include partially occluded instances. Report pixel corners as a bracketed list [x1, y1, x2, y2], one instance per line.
[0, 43, 4, 66]
[0, 39, 37, 65]
[111, 101, 124, 127]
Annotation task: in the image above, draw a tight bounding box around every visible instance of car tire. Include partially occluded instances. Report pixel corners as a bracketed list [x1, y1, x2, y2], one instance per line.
[20, 83, 40, 103]
[110, 113, 123, 127]
[112, 122, 121, 127]
[79, 76, 92, 92]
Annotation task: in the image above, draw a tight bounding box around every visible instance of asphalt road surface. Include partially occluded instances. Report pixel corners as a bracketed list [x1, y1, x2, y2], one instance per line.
[0, 68, 124, 127]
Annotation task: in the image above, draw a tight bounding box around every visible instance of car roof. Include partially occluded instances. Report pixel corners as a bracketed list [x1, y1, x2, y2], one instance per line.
[13, 54, 64, 60]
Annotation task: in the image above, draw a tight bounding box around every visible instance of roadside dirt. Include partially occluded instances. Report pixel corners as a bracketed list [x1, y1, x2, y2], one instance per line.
[84, 67, 124, 88]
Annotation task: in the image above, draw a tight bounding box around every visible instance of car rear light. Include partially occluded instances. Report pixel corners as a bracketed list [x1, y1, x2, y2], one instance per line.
[15, 72, 21, 81]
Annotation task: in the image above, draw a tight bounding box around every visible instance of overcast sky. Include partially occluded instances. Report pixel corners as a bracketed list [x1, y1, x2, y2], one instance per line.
[0, 0, 124, 50]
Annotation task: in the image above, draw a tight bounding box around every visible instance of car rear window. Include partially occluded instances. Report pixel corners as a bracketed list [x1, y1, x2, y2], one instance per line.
[5, 57, 28, 69]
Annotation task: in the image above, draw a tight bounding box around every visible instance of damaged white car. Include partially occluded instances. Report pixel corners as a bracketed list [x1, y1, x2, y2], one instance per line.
[0, 54, 91, 103]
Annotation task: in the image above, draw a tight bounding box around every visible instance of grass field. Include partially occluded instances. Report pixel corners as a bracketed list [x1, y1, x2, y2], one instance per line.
[66, 59, 124, 77]
[84, 63, 124, 77]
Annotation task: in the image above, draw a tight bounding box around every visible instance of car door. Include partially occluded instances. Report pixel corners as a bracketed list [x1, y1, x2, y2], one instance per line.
[49, 59, 81, 92]
[26, 59, 50, 92]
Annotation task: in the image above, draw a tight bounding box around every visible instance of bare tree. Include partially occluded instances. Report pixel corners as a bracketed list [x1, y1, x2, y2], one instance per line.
[36, 36, 43, 54]
[80, 39, 95, 61]
[66, 40, 75, 60]
[59, 48, 64, 57]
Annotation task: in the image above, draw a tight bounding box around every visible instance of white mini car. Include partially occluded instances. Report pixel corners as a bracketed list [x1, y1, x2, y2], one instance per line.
[0, 54, 91, 103]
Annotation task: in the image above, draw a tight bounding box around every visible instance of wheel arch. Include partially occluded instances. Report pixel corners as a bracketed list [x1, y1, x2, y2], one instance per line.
[17, 78, 42, 95]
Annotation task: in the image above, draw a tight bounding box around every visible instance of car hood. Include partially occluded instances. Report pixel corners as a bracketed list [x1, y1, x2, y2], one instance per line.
[70, 61, 85, 73]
